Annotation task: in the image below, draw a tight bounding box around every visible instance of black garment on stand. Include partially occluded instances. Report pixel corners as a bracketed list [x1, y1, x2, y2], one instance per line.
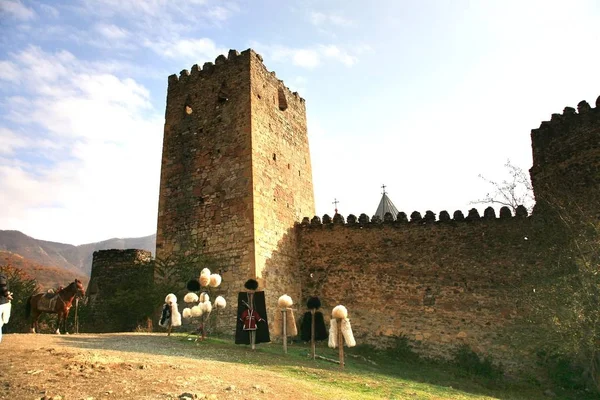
[159, 303, 171, 327]
[300, 311, 328, 342]
[235, 291, 270, 345]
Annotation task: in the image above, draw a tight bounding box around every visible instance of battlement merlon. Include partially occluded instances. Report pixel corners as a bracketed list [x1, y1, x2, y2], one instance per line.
[166, 48, 306, 104]
[530, 95, 600, 166]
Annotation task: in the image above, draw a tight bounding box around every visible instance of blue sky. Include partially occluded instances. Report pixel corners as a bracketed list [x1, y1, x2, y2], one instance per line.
[0, 0, 599, 245]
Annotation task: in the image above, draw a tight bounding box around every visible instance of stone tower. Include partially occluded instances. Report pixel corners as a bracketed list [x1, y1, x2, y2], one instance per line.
[156, 49, 315, 312]
[529, 96, 600, 218]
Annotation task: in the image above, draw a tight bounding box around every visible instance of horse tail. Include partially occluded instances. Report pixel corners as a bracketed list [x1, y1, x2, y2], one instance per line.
[25, 296, 32, 318]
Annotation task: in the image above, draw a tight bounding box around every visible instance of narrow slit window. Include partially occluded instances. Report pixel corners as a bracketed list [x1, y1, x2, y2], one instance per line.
[278, 87, 288, 111]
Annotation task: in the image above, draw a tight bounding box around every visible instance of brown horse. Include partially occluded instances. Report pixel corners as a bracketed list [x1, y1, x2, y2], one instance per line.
[25, 279, 85, 334]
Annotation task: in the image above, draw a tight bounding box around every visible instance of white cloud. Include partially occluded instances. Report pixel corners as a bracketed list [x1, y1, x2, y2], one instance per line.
[309, 11, 353, 27]
[95, 23, 129, 40]
[0, 46, 163, 244]
[310, 12, 326, 26]
[0, 0, 36, 20]
[318, 45, 356, 66]
[79, 0, 238, 26]
[208, 3, 239, 22]
[250, 42, 360, 69]
[145, 37, 227, 63]
[0, 61, 20, 82]
[39, 3, 59, 18]
[292, 49, 320, 69]
[0, 128, 29, 155]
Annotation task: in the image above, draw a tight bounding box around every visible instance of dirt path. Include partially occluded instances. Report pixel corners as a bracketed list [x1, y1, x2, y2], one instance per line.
[0, 333, 335, 400]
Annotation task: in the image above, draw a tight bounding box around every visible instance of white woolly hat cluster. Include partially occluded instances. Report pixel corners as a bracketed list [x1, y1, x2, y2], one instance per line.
[214, 296, 226, 309]
[198, 268, 222, 288]
[183, 293, 225, 318]
[332, 305, 348, 319]
[165, 293, 177, 305]
[184, 292, 199, 303]
[278, 294, 293, 308]
[182, 269, 225, 318]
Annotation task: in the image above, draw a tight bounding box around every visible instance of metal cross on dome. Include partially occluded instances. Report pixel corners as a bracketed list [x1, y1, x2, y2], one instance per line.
[381, 184, 387, 195]
[332, 198, 340, 214]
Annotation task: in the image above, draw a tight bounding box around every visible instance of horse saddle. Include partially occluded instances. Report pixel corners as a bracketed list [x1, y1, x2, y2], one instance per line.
[38, 293, 59, 312]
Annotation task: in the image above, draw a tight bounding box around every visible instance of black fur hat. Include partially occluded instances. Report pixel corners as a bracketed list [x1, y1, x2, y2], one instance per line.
[244, 279, 259, 291]
[186, 279, 201, 292]
[307, 296, 321, 310]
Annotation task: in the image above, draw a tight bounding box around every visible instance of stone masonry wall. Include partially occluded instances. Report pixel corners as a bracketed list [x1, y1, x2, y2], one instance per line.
[296, 212, 558, 368]
[249, 52, 315, 315]
[156, 50, 256, 327]
[88, 249, 153, 298]
[87, 249, 154, 331]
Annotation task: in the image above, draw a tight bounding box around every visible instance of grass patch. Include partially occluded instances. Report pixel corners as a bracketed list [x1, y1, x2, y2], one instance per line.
[168, 333, 595, 400]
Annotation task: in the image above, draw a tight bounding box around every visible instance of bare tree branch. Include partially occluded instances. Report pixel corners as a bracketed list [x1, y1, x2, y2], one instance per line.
[471, 159, 535, 214]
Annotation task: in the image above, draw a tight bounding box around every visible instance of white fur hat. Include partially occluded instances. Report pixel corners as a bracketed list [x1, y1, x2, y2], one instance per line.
[209, 274, 222, 287]
[199, 274, 210, 287]
[201, 301, 212, 313]
[214, 296, 226, 309]
[332, 305, 348, 319]
[278, 294, 293, 308]
[199, 292, 210, 303]
[183, 292, 199, 303]
[182, 308, 192, 319]
[191, 305, 203, 317]
[200, 268, 211, 277]
[165, 293, 177, 304]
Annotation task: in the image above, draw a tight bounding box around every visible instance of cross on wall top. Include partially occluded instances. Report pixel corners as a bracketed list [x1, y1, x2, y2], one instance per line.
[332, 198, 340, 214]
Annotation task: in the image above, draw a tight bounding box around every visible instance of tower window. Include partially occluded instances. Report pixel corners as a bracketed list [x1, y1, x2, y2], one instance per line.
[278, 87, 288, 111]
[273, 153, 277, 161]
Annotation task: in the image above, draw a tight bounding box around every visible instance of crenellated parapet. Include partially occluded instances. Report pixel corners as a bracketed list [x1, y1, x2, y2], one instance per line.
[299, 205, 528, 229]
[529, 95, 600, 216]
[166, 48, 305, 105]
[531, 96, 599, 167]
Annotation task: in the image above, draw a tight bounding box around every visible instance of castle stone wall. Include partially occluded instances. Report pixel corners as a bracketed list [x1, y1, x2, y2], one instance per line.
[297, 213, 556, 368]
[87, 249, 154, 331]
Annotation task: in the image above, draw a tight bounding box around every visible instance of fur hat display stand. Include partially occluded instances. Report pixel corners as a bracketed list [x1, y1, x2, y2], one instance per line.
[244, 279, 259, 350]
[182, 268, 225, 341]
[300, 296, 329, 360]
[235, 278, 271, 350]
[328, 305, 356, 369]
[273, 294, 297, 354]
[159, 293, 182, 336]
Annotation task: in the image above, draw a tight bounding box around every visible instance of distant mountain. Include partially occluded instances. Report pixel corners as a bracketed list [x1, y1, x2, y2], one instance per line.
[0, 230, 156, 278]
[0, 251, 88, 291]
